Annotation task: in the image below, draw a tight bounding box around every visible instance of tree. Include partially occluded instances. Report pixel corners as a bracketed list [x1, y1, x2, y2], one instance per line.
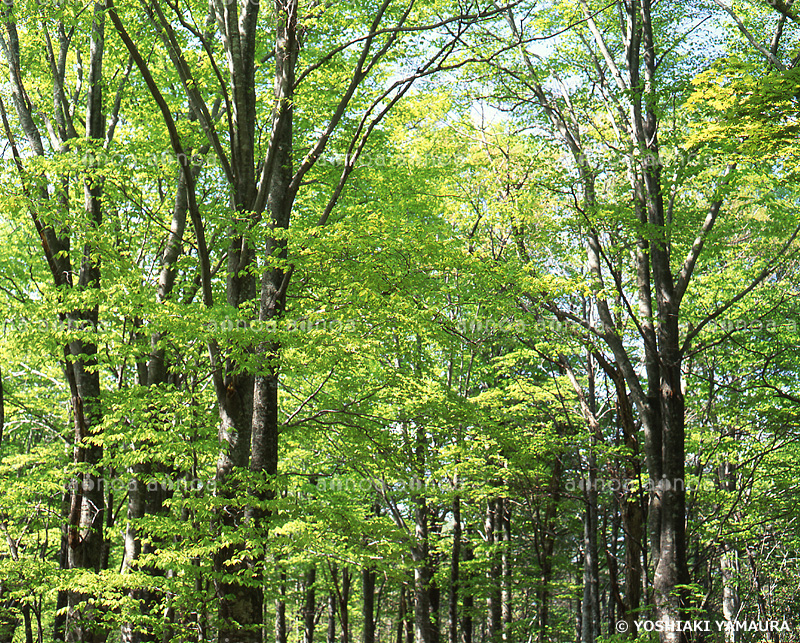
[448, 0, 800, 639]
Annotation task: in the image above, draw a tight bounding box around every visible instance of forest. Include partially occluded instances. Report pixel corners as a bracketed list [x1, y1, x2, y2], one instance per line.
[1, 0, 799, 642]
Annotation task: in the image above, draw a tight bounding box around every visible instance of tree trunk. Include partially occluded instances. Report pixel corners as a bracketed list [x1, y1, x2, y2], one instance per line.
[328, 592, 337, 643]
[405, 583, 415, 643]
[429, 515, 441, 643]
[719, 461, 740, 642]
[414, 498, 431, 643]
[612, 370, 644, 635]
[574, 560, 582, 643]
[607, 507, 619, 635]
[397, 585, 408, 643]
[304, 567, 317, 643]
[340, 568, 351, 643]
[0, 6, 111, 635]
[500, 500, 511, 642]
[581, 458, 600, 643]
[460, 536, 473, 643]
[123, 163, 196, 643]
[449, 495, 461, 643]
[632, 4, 689, 639]
[0, 593, 18, 643]
[54, 495, 69, 642]
[276, 571, 287, 643]
[65, 5, 107, 641]
[362, 566, 376, 643]
[745, 546, 777, 643]
[536, 457, 561, 643]
[720, 544, 740, 643]
[22, 605, 32, 643]
[485, 499, 501, 643]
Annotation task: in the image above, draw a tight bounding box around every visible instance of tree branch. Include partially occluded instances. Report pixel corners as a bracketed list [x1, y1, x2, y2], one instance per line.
[675, 163, 736, 304]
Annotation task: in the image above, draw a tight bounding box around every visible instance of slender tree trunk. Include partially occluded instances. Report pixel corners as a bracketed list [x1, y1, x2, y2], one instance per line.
[54, 494, 69, 641]
[276, 571, 287, 643]
[623, 492, 644, 632]
[339, 568, 351, 643]
[485, 499, 501, 643]
[719, 461, 740, 642]
[633, 4, 689, 639]
[537, 536, 557, 643]
[304, 567, 317, 643]
[405, 583, 415, 643]
[460, 535, 473, 643]
[413, 413, 432, 643]
[34, 599, 43, 643]
[397, 585, 408, 643]
[121, 470, 146, 643]
[720, 544, 740, 643]
[612, 371, 644, 635]
[328, 592, 337, 643]
[745, 546, 777, 642]
[0, 5, 111, 635]
[500, 500, 511, 642]
[607, 508, 619, 635]
[363, 566, 376, 643]
[449, 495, 461, 643]
[430, 578, 440, 643]
[581, 461, 599, 643]
[429, 515, 441, 643]
[536, 456, 562, 643]
[414, 499, 432, 643]
[375, 577, 386, 640]
[64, 6, 107, 641]
[122, 168, 194, 643]
[574, 560, 582, 643]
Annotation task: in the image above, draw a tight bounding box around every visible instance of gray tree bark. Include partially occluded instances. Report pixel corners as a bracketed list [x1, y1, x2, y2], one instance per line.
[303, 566, 317, 643]
[0, 3, 109, 640]
[449, 495, 461, 643]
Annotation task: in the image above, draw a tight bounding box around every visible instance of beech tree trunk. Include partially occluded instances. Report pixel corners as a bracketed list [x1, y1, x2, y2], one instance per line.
[719, 460, 740, 642]
[123, 158, 201, 643]
[485, 499, 501, 643]
[276, 571, 287, 643]
[460, 535, 474, 643]
[304, 567, 317, 643]
[396, 585, 406, 643]
[535, 459, 561, 643]
[720, 543, 740, 643]
[362, 566, 376, 643]
[449, 495, 461, 643]
[0, 0, 110, 633]
[636, 3, 690, 633]
[328, 592, 337, 643]
[500, 501, 511, 642]
[503, 3, 696, 639]
[581, 467, 599, 643]
[429, 516, 441, 643]
[582, 352, 600, 643]
[413, 498, 432, 643]
[612, 368, 644, 634]
[64, 5, 108, 641]
[0, 599, 17, 643]
[340, 568, 351, 643]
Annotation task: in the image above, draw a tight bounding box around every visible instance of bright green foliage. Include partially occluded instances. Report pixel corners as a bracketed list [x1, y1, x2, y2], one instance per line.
[2, 1, 800, 642]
